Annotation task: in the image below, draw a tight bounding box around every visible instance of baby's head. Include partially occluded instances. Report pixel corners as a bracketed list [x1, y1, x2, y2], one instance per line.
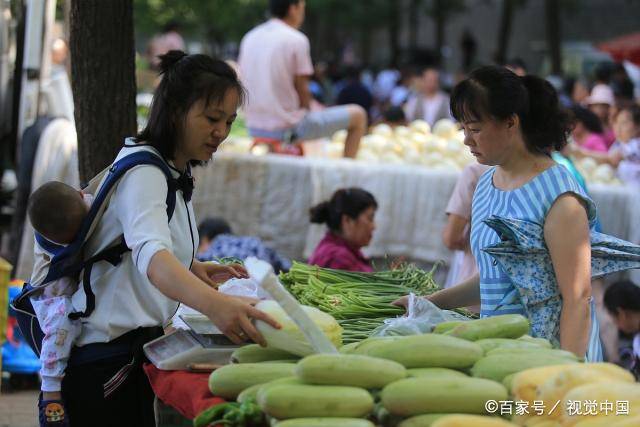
[28, 181, 88, 244]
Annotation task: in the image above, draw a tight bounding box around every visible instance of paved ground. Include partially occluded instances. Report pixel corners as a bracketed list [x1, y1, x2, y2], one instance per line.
[0, 385, 38, 427]
[0, 374, 191, 427]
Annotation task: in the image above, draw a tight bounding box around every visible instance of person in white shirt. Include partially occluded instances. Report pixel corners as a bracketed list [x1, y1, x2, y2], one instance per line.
[60, 51, 280, 427]
[238, 0, 366, 158]
[404, 66, 452, 127]
[442, 163, 489, 291]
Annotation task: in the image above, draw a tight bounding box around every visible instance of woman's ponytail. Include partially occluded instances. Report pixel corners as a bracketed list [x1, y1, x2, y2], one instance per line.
[309, 188, 377, 233]
[309, 201, 331, 225]
[520, 75, 571, 153]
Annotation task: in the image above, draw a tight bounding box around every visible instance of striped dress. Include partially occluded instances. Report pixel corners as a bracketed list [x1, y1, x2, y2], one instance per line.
[470, 163, 603, 361]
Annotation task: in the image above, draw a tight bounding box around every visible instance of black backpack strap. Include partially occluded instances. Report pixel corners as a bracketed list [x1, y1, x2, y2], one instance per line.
[68, 150, 181, 320]
[102, 150, 178, 221]
[68, 237, 129, 320]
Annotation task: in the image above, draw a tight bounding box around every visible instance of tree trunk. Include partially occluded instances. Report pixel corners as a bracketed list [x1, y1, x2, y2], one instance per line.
[434, 0, 446, 58]
[387, 2, 400, 66]
[408, 0, 421, 53]
[545, 0, 562, 75]
[70, 0, 136, 184]
[495, 0, 515, 65]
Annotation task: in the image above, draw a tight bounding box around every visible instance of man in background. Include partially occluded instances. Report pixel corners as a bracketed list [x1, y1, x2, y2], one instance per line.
[238, 0, 366, 158]
[404, 66, 451, 127]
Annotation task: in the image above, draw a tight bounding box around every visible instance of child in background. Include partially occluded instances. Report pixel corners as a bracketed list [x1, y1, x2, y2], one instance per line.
[603, 280, 640, 378]
[586, 83, 617, 148]
[574, 105, 640, 186]
[27, 181, 92, 427]
[570, 105, 608, 153]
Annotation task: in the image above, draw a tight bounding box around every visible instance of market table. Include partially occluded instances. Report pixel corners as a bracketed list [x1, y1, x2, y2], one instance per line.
[145, 364, 224, 420]
[14, 152, 639, 283]
[192, 153, 640, 282]
[192, 153, 459, 264]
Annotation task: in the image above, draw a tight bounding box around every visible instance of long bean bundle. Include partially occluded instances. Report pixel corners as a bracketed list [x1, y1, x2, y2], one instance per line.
[279, 262, 443, 343]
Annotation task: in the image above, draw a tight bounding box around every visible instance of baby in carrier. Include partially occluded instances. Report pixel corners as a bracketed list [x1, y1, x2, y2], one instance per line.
[28, 181, 93, 427]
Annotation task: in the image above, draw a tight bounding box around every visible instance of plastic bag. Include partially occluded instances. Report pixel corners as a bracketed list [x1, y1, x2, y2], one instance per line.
[218, 278, 272, 300]
[371, 293, 470, 337]
[171, 277, 272, 330]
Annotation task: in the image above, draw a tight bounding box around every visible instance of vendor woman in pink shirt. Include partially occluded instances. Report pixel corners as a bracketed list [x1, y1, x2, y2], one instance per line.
[308, 188, 377, 272]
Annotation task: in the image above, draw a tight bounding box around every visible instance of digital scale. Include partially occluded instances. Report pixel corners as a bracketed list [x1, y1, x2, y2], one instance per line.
[144, 257, 338, 370]
[143, 314, 245, 370]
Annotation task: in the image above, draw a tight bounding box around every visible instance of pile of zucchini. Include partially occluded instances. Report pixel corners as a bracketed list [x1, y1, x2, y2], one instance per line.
[196, 314, 582, 427]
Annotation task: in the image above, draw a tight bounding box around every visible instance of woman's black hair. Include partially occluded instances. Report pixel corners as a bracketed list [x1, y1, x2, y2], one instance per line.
[570, 105, 604, 134]
[309, 188, 377, 233]
[450, 66, 571, 155]
[604, 280, 640, 314]
[136, 50, 245, 166]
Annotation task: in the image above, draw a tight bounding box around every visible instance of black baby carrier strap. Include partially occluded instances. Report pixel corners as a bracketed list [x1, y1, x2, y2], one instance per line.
[10, 149, 193, 356]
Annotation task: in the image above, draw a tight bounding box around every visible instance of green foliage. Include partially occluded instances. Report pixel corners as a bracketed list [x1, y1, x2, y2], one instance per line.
[133, 0, 395, 43]
[133, 0, 267, 42]
[306, 0, 390, 29]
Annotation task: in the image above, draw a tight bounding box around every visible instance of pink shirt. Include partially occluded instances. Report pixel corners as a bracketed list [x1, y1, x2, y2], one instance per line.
[603, 128, 616, 149]
[445, 163, 489, 284]
[579, 133, 608, 153]
[238, 19, 314, 131]
[308, 232, 374, 273]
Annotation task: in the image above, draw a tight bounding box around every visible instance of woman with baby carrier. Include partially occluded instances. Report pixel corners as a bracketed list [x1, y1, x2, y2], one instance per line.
[32, 51, 280, 426]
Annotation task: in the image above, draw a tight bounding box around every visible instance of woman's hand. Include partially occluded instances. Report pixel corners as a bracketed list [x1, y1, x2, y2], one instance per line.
[191, 260, 248, 287]
[149, 251, 276, 346]
[392, 294, 439, 310]
[204, 294, 280, 346]
[392, 295, 409, 309]
[393, 274, 481, 312]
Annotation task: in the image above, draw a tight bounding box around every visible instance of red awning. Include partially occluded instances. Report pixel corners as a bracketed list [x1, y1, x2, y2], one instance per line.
[596, 32, 640, 66]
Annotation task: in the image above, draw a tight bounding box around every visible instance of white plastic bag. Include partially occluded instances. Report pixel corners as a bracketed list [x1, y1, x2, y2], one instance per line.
[371, 293, 470, 337]
[171, 276, 272, 330]
[218, 277, 272, 300]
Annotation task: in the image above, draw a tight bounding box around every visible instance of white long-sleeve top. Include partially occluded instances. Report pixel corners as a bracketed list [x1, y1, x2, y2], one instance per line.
[71, 141, 199, 346]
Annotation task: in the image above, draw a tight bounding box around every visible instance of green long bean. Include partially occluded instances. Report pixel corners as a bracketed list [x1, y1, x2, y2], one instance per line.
[280, 262, 445, 342]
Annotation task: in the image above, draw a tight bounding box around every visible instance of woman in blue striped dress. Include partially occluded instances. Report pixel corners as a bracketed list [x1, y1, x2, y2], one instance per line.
[401, 66, 602, 361]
